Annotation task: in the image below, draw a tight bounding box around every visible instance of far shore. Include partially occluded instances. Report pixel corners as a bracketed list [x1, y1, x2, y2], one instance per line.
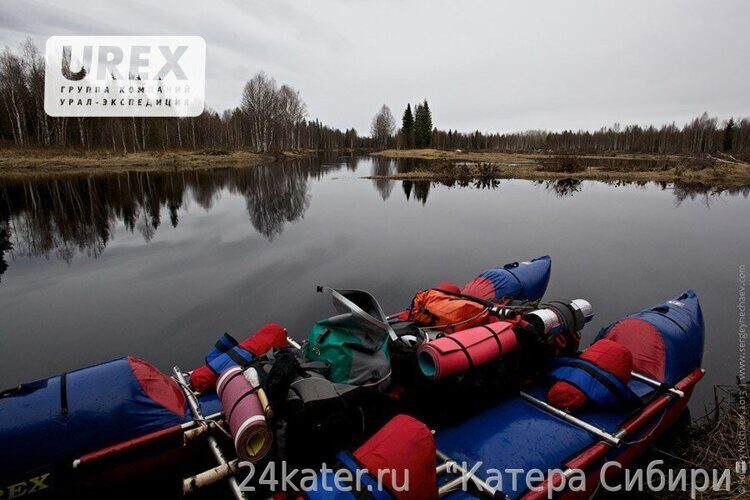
[2, 147, 750, 188]
[0, 148, 316, 178]
[371, 149, 750, 188]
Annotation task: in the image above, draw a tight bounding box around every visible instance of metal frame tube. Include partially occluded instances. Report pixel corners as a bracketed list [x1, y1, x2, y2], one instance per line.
[174, 366, 246, 500]
[630, 371, 685, 398]
[519, 392, 621, 446]
[436, 449, 500, 498]
[184, 459, 240, 494]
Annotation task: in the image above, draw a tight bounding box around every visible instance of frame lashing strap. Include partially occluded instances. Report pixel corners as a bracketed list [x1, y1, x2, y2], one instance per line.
[226, 385, 260, 422]
[217, 369, 245, 401]
[59, 372, 68, 417]
[554, 358, 641, 405]
[481, 325, 504, 355]
[225, 347, 251, 368]
[442, 335, 474, 370]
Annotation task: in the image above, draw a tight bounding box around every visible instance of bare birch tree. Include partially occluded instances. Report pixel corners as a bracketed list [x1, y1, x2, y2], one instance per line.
[370, 105, 395, 149]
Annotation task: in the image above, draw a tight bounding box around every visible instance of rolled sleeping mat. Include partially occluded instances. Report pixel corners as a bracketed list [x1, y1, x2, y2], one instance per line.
[216, 366, 272, 463]
[417, 321, 518, 380]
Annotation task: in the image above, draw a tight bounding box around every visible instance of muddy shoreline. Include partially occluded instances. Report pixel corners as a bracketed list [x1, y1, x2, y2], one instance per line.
[371, 149, 750, 189]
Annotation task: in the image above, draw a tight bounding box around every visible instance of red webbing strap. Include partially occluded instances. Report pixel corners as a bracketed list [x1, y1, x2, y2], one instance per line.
[76, 424, 183, 468]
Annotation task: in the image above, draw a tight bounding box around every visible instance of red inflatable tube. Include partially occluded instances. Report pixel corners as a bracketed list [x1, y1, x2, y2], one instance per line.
[417, 321, 518, 380]
[522, 367, 704, 500]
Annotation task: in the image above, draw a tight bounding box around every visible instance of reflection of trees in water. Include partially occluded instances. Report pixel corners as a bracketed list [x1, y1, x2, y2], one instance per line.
[534, 179, 583, 197]
[0, 157, 330, 261]
[241, 163, 310, 239]
[0, 224, 11, 282]
[402, 181, 431, 205]
[376, 158, 442, 203]
[672, 182, 750, 208]
[2, 155, 747, 263]
[371, 157, 395, 200]
[530, 178, 749, 203]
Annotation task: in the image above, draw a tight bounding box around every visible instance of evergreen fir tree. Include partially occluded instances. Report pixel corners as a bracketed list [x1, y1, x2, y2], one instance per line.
[413, 100, 433, 148]
[423, 100, 432, 140]
[723, 117, 735, 152]
[413, 104, 423, 148]
[401, 104, 414, 148]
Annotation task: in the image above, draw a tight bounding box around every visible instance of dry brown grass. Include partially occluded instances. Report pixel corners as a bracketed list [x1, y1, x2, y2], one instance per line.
[646, 385, 750, 499]
[371, 150, 750, 188]
[0, 148, 312, 178]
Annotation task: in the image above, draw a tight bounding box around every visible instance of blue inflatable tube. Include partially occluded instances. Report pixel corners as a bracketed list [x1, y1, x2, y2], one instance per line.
[435, 291, 705, 499]
[463, 256, 551, 302]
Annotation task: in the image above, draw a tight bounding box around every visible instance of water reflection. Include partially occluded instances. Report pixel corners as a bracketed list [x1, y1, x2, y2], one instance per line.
[0, 156, 747, 271]
[402, 181, 431, 204]
[0, 157, 334, 263]
[533, 179, 583, 197]
[371, 157, 395, 200]
[671, 182, 750, 207]
[0, 225, 10, 283]
[530, 178, 750, 202]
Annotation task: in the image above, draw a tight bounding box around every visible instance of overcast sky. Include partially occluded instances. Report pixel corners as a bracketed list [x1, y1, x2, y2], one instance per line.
[1, 0, 748, 134]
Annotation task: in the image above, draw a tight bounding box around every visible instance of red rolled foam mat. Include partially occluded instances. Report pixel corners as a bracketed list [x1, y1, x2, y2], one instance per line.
[216, 366, 272, 463]
[417, 321, 517, 380]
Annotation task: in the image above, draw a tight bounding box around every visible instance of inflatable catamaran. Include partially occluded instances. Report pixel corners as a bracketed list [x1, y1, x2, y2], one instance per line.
[0, 256, 705, 499]
[307, 291, 704, 499]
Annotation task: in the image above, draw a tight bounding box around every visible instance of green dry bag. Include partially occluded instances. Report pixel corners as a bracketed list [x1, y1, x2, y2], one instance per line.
[304, 287, 393, 390]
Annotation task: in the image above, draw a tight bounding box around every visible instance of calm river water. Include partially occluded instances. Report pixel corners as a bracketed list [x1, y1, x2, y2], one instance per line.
[0, 154, 747, 411]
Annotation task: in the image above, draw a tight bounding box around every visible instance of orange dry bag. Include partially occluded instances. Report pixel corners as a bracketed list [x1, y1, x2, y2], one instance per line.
[408, 289, 490, 333]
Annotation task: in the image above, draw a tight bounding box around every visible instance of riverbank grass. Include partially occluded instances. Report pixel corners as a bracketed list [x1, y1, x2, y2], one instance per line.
[0, 148, 313, 177]
[372, 149, 750, 188]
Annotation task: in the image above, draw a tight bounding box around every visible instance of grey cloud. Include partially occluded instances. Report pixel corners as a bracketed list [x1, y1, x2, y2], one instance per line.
[0, 0, 747, 134]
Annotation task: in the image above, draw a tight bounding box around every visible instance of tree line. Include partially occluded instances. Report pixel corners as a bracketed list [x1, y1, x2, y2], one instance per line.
[429, 113, 750, 156]
[2, 40, 749, 156]
[377, 99, 750, 156]
[0, 40, 368, 151]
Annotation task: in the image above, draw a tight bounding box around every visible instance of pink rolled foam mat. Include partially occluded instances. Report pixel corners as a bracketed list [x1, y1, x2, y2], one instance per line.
[216, 365, 272, 462]
[417, 321, 518, 380]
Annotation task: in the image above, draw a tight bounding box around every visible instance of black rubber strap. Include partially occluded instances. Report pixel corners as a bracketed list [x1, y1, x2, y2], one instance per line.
[213, 334, 251, 368]
[548, 301, 576, 337]
[225, 347, 250, 368]
[482, 325, 504, 354]
[214, 336, 233, 352]
[227, 386, 260, 422]
[59, 372, 68, 417]
[559, 358, 638, 404]
[429, 287, 494, 308]
[217, 369, 245, 401]
[443, 335, 474, 370]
